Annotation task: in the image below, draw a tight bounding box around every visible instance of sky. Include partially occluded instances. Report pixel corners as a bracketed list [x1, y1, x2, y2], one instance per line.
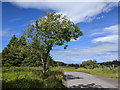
[1, 0, 119, 64]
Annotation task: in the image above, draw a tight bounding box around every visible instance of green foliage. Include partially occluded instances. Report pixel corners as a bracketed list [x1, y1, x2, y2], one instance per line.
[2, 35, 32, 66]
[48, 56, 58, 67]
[2, 35, 22, 66]
[2, 12, 83, 74]
[24, 12, 83, 73]
[99, 60, 120, 68]
[2, 35, 57, 67]
[21, 39, 43, 67]
[81, 59, 98, 69]
[25, 12, 83, 48]
[2, 67, 65, 88]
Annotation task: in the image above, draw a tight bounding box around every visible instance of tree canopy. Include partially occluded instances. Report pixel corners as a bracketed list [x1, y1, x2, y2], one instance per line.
[81, 59, 98, 69]
[24, 12, 83, 73]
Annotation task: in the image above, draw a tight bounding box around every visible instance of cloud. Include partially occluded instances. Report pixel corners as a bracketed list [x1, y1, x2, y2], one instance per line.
[92, 35, 118, 43]
[95, 16, 104, 20]
[92, 24, 118, 43]
[1, 29, 21, 37]
[0, 29, 10, 36]
[9, 18, 22, 22]
[90, 32, 105, 36]
[53, 43, 117, 56]
[104, 24, 118, 34]
[9, 1, 118, 23]
[52, 43, 118, 63]
[91, 24, 118, 36]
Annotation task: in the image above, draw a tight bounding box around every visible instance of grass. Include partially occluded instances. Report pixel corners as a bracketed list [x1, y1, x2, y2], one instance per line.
[59, 66, 119, 78]
[2, 66, 119, 88]
[2, 66, 65, 88]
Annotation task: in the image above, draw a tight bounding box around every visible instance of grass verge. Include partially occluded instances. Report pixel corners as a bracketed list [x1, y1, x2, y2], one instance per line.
[59, 66, 119, 78]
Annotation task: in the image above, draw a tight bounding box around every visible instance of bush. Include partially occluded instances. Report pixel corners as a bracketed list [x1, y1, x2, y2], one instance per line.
[81, 59, 99, 69]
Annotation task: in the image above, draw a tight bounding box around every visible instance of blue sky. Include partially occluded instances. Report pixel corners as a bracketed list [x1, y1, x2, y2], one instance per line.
[1, 1, 119, 64]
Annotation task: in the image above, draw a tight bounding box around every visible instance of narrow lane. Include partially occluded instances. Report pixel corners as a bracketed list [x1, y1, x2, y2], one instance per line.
[64, 71, 118, 88]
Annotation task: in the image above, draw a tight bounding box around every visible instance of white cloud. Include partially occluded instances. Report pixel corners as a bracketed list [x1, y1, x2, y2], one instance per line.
[1, 29, 21, 37]
[0, 30, 10, 36]
[54, 43, 117, 55]
[90, 32, 105, 36]
[96, 16, 104, 20]
[104, 24, 118, 34]
[92, 24, 118, 43]
[92, 35, 118, 43]
[52, 42, 118, 63]
[8, 2, 118, 23]
[9, 18, 22, 22]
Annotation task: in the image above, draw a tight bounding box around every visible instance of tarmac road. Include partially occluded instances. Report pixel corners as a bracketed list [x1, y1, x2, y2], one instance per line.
[64, 71, 118, 88]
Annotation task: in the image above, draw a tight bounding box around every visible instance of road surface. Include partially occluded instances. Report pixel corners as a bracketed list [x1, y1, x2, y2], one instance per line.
[64, 71, 118, 88]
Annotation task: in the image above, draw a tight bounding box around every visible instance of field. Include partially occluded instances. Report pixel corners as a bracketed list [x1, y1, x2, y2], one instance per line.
[59, 66, 119, 78]
[2, 67, 65, 88]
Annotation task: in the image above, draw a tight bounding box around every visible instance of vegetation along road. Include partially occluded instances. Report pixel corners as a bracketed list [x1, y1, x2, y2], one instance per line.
[64, 71, 118, 88]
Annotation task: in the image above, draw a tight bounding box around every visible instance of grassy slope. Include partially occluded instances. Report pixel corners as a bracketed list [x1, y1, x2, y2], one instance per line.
[58, 66, 119, 78]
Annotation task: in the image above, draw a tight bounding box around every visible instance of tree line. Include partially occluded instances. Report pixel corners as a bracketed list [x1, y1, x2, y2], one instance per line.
[2, 35, 42, 67]
[54, 60, 120, 69]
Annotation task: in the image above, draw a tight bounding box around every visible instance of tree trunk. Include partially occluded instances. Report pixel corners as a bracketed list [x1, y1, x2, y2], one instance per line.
[43, 60, 48, 73]
[42, 50, 50, 74]
[42, 43, 53, 74]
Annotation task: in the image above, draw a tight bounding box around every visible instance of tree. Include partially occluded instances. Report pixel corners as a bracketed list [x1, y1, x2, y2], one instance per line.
[2, 35, 21, 66]
[21, 39, 42, 66]
[2, 35, 29, 66]
[81, 59, 98, 69]
[24, 12, 83, 73]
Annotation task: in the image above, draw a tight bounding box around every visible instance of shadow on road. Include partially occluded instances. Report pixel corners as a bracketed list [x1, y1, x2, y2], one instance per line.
[69, 83, 103, 88]
[64, 74, 83, 80]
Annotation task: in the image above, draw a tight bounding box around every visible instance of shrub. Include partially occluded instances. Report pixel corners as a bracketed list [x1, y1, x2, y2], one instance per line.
[81, 59, 99, 69]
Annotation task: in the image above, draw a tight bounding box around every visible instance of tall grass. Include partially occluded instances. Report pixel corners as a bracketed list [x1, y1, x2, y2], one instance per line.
[2, 66, 65, 88]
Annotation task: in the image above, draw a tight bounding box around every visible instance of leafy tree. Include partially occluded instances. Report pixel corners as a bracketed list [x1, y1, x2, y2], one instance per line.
[2, 35, 30, 66]
[24, 12, 83, 73]
[21, 39, 42, 66]
[17, 35, 28, 62]
[2, 35, 56, 67]
[2, 35, 21, 66]
[81, 59, 98, 69]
